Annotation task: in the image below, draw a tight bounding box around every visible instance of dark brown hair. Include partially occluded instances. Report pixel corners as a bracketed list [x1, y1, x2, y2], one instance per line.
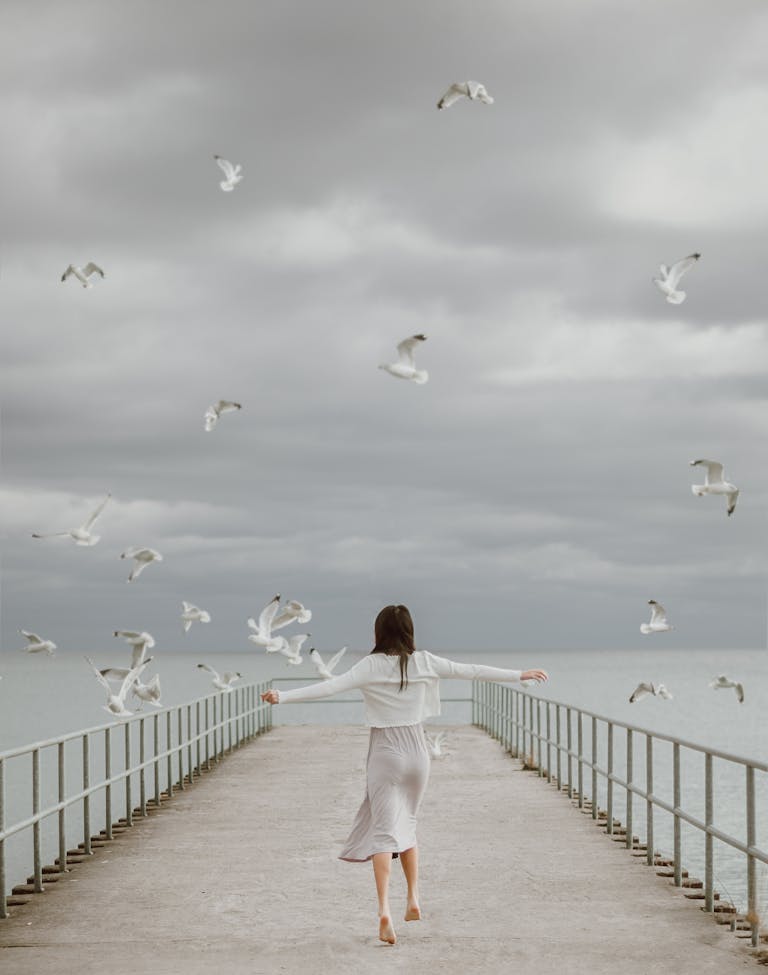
[371, 604, 416, 690]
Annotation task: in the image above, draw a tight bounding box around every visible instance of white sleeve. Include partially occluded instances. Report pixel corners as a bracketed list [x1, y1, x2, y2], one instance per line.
[276, 657, 372, 704]
[423, 651, 522, 683]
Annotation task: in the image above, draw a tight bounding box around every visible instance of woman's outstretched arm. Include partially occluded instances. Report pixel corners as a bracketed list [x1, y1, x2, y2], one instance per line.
[423, 652, 548, 685]
[260, 656, 373, 705]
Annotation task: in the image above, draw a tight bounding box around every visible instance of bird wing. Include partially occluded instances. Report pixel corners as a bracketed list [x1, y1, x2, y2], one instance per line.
[690, 459, 724, 484]
[257, 594, 281, 634]
[396, 334, 426, 367]
[83, 262, 104, 278]
[117, 659, 149, 704]
[221, 672, 240, 685]
[735, 683, 744, 703]
[656, 684, 674, 700]
[130, 644, 148, 669]
[181, 601, 195, 613]
[271, 608, 297, 631]
[667, 253, 700, 288]
[100, 666, 131, 681]
[85, 656, 112, 692]
[286, 633, 309, 655]
[197, 662, 220, 680]
[204, 406, 218, 431]
[82, 493, 111, 530]
[215, 156, 235, 180]
[21, 630, 42, 644]
[649, 602, 668, 625]
[310, 648, 329, 677]
[437, 83, 467, 109]
[469, 81, 493, 103]
[61, 265, 74, 281]
[629, 682, 653, 702]
[215, 400, 241, 414]
[325, 646, 348, 673]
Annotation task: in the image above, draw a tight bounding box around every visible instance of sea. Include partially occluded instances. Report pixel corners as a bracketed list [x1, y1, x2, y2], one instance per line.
[0, 647, 766, 912]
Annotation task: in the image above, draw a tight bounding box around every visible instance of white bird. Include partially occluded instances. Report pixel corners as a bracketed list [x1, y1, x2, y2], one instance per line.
[652, 253, 700, 304]
[32, 494, 111, 547]
[247, 594, 284, 651]
[197, 663, 241, 692]
[214, 155, 243, 192]
[181, 601, 211, 633]
[131, 674, 163, 708]
[379, 334, 429, 384]
[204, 400, 242, 432]
[425, 731, 449, 758]
[85, 655, 151, 717]
[20, 630, 56, 655]
[272, 599, 312, 630]
[61, 262, 105, 288]
[690, 459, 739, 517]
[309, 646, 347, 679]
[120, 547, 163, 583]
[101, 630, 156, 679]
[709, 675, 744, 703]
[275, 633, 309, 665]
[640, 600, 672, 635]
[437, 80, 494, 110]
[629, 682, 674, 703]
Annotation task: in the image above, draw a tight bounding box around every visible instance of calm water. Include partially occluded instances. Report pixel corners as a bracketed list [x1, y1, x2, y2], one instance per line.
[1, 647, 766, 911]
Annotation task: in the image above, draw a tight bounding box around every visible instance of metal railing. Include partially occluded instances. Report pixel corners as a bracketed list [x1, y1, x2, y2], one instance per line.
[473, 682, 768, 948]
[0, 681, 273, 917]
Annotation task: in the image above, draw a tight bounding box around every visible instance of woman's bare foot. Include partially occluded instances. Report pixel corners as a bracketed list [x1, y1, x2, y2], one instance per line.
[379, 915, 397, 944]
[404, 903, 421, 922]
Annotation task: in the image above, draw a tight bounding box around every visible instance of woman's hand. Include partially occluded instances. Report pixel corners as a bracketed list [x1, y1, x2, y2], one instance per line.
[521, 669, 549, 683]
[261, 689, 280, 704]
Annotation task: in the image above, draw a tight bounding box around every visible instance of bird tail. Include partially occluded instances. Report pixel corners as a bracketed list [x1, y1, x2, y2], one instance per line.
[665, 290, 685, 304]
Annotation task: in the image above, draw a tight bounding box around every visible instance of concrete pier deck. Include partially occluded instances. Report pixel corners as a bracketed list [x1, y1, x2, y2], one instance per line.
[0, 725, 755, 974]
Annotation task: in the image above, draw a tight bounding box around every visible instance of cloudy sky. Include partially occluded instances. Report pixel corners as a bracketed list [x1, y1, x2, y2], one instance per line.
[2, 0, 767, 656]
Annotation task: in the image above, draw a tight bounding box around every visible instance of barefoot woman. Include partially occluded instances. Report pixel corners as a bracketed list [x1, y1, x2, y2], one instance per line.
[261, 604, 548, 945]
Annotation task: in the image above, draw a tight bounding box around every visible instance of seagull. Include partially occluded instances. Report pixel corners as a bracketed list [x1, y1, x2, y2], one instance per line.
[379, 334, 429, 384]
[272, 599, 312, 630]
[640, 600, 672, 634]
[131, 674, 163, 708]
[120, 547, 163, 583]
[85, 655, 152, 717]
[309, 646, 347, 679]
[709, 675, 744, 703]
[204, 400, 242, 432]
[426, 731, 449, 758]
[61, 262, 105, 288]
[437, 80, 494, 110]
[32, 494, 111, 547]
[197, 663, 241, 692]
[652, 253, 700, 304]
[101, 631, 156, 679]
[247, 594, 285, 651]
[629, 682, 674, 703]
[20, 630, 56, 655]
[181, 601, 211, 633]
[690, 459, 739, 516]
[275, 633, 309, 665]
[214, 155, 243, 192]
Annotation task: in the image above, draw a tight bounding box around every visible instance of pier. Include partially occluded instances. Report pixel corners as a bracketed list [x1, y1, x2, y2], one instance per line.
[0, 685, 763, 972]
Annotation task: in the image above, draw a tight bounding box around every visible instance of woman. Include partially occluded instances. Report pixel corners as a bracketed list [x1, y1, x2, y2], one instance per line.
[261, 604, 548, 945]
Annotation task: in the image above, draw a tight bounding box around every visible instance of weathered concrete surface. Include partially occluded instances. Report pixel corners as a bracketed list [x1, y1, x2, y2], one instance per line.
[0, 725, 755, 974]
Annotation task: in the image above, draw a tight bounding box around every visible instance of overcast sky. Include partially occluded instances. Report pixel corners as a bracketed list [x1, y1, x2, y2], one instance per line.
[2, 0, 767, 657]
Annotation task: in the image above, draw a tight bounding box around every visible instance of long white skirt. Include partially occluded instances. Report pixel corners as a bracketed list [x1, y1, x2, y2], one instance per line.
[339, 724, 431, 862]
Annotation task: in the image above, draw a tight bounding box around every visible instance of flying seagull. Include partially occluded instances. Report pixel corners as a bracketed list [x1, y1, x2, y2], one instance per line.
[437, 80, 494, 110]
[214, 155, 243, 192]
[640, 600, 672, 635]
[272, 599, 312, 630]
[32, 494, 111, 547]
[204, 400, 242, 432]
[247, 594, 285, 651]
[275, 633, 309, 666]
[120, 547, 163, 583]
[181, 601, 211, 633]
[379, 334, 429, 384]
[197, 663, 241, 692]
[85, 654, 152, 717]
[61, 262, 105, 288]
[629, 682, 674, 703]
[131, 674, 163, 709]
[690, 459, 739, 516]
[709, 675, 744, 703]
[309, 646, 347, 679]
[652, 253, 700, 304]
[101, 631, 156, 679]
[20, 630, 56, 655]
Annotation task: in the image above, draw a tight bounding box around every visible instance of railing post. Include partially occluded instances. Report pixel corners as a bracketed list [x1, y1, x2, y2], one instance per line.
[704, 752, 713, 912]
[556, 705, 561, 790]
[566, 707, 573, 799]
[205, 698, 211, 769]
[139, 718, 147, 817]
[166, 711, 174, 798]
[0, 759, 6, 918]
[196, 701, 201, 775]
[546, 703, 552, 784]
[625, 729, 633, 849]
[514, 689, 520, 758]
[104, 728, 113, 839]
[577, 712, 584, 808]
[747, 765, 757, 947]
[213, 696, 220, 762]
[673, 742, 681, 885]
[187, 705, 193, 779]
[646, 734, 654, 865]
[82, 733, 91, 855]
[32, 749, 42, 891]
[227, 693, 233, 753]
[153, 714, 161, 806]
[58, 741, 67, 871]
[591, 717, 597, 820]
[178, 708, 185, 789]
[536, 699, 542, 775]
[124, 723, 133, 826]
[606, 722, 614, 834]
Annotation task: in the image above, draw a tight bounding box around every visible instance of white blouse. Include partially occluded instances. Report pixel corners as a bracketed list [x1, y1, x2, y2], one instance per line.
[276, 650, 523, 728]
